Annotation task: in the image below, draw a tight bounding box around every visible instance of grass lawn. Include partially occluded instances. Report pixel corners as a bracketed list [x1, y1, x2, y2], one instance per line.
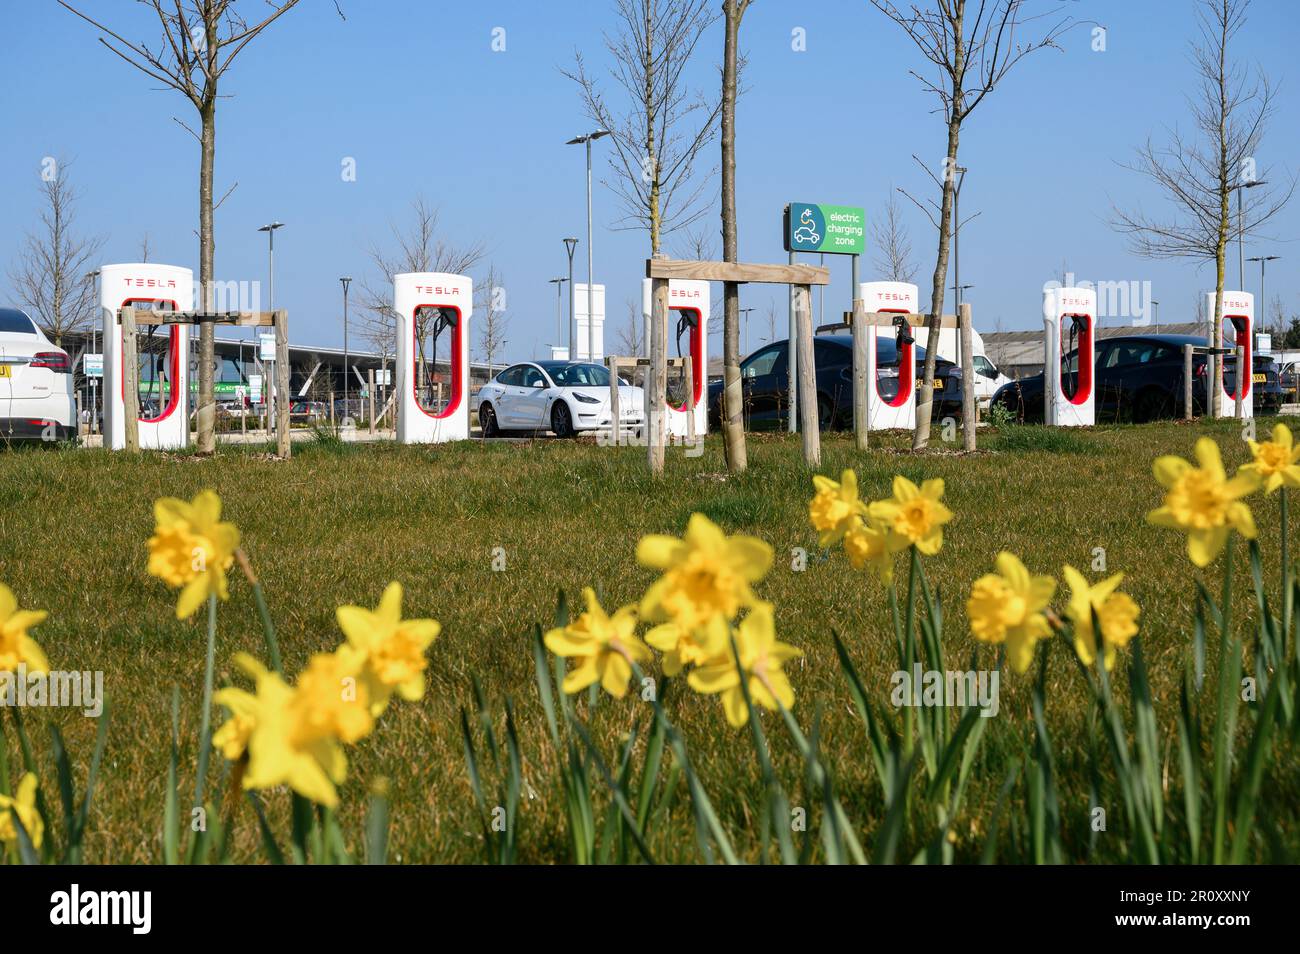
[0, 418, 1296, 863]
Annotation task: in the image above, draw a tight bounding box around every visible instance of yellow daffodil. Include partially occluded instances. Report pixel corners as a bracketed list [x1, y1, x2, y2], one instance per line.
[0, 773, 43, 850]
[1062, 565, 1140, 671]
[336, 582, 441, 715]
[644, 618, 725, 677]
[868, 476, 953, 555]
[810, 469, 868, 548]
[637, 514, 773, 652]
[147, 489, 240, 619]
[213, 653, 349, 808]
[544, 588, 652, 697]
[1242, 423, 1300, 494]
[966, 552, 1056, 674]
[290, 650, 374, 745]
[0, 584, 49, 675]
[1147, 437, 1259, 567]
[688, 602, 802, 728]
[843, 519, 899, 583]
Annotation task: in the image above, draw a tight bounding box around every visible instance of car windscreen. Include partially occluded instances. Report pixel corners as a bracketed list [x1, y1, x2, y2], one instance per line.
[0, 311, 37, 335]
[544, 363, 610, 387]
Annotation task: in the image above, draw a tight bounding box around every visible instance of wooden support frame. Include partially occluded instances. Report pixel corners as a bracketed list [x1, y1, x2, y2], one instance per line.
[118, 308, 290, 457]
[606, 354, 693, 449]
[645, 259, 829, 473]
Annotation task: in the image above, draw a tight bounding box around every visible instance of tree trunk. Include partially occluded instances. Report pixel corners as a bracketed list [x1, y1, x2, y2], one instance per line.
[645, 4, 661, 256]
[195, 94, 217, 453]
[720, 0, 746, 472]
[914, 116, 960, 449]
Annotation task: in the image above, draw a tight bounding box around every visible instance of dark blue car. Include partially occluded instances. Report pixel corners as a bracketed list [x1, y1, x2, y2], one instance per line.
[990, 333, 1282, 423]
[707, 335, 960, 431]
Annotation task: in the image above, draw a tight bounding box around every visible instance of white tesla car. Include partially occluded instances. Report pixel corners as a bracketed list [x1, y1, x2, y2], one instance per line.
[476, 360, 644, 438]
[0, 307, 76, 442]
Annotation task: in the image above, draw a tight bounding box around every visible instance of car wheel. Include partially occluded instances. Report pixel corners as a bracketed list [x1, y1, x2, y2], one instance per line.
[480, 402, 500, 437]
[551, 401, 576, 439]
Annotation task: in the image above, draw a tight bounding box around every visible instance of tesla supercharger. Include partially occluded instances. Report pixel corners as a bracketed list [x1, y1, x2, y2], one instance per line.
[101, 262, 193, 450]
[1208, 290, 1254, 419]
[396, 272, 472, 444]
[642, 278, 708, 439]
[858, 281, 918, 431]
[1042, 286, 1096, 427]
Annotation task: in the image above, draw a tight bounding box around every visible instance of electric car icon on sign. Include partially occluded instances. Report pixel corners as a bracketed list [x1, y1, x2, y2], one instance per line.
[792, 208, 821, 247]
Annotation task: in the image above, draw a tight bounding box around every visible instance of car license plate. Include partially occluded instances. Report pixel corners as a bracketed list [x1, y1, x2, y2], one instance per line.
[0, 365, 10, 378]
[1253, 373, 1266, 383]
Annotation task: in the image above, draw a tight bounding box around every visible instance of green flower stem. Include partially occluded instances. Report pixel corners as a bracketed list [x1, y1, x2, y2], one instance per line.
[192, 592, 217, 811]
[1282, 489, 1291, 642]
[237, 549, 283, 674]
[0, 713, 14, 864]
[1211, 534, 1238, 866]
[902, 546, 920, 761]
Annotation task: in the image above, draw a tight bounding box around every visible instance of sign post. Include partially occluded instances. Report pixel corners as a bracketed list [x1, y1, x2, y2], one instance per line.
[783, 202, 866, 438]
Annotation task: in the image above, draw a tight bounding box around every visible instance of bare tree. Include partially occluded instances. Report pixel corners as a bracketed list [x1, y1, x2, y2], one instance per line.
[673, 225, 724, 338]
[475, 265, 509, 377]
[356, 198, 486, 390]
[8, 159, 105, 346]
[871, 190, 916, 283]
[61, 0, 304, 453]
[564, 0, 720, 255]
[719, 0, 751, 472]
[870, 0, 1073, 449]
[616, 298, 644, 357]
[139, 233, 152, 263]
[1111, 0, 1293, 414]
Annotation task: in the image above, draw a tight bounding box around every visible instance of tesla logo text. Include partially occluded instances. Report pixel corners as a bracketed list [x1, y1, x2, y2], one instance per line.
[670, 289, 701, 299]
[123, 278, 177, 288]
[414, 286, 460, 296]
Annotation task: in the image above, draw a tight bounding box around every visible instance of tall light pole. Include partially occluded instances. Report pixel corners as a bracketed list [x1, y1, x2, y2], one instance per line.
[1247, 255, 1280, 334]
[563, 237, 578, 358]
[340, 277, 352, 419]
[548, 277, 568, 348]
[1151, 299, 1160, 333]
[1230, 179, 1266, 287]
[953, 167, 968, 311]
[258, 221, 284, 432]
[567, 129, 610, 361]
[739, 307, 755, 354]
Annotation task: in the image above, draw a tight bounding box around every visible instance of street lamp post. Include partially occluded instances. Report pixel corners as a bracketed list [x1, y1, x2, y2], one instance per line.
[953, 167, 968, 373]
[739, 307, 755, 354]
[548, 277, 568, 349]
[340, 277, 352, 422]
[1231, 179, 1266, 287]
[1151, 299, 1160, 333]
[567, 130, 610, 361]
[563, 237, 578, 358]
[258, 221, 284, 433]
[1247, 255, 1281, 335]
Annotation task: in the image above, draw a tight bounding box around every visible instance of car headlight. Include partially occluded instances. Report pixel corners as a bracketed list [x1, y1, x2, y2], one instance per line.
[573, 392, 601, 404]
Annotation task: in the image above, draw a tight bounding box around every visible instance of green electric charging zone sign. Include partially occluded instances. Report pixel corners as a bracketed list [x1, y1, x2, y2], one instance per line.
[784, 202, 865, 255]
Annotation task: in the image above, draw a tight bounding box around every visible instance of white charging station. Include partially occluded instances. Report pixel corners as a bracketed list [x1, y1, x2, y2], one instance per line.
[100, 262, 193, 450]
[1042, 286, 1096, 427]
[395, 272, 472, 444]
[642, 278, 709, 439]
[1207, 290, 1254, 418]
[858, 281, 918, 431]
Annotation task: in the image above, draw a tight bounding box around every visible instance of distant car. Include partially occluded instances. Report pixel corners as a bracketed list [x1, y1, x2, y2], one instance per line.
[990, 333, 1282, 423]
[0, 307, 76, 442]
[289, 399, 327, 422]
[707, 335, 961, 431]
[476, 361, 645, 438]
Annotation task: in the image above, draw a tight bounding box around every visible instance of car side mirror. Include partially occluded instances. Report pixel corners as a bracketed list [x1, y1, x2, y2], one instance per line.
[533, 380, 544, 388]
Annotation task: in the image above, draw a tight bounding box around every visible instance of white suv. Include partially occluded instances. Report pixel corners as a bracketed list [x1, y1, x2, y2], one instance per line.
[0, 307, 76, 442]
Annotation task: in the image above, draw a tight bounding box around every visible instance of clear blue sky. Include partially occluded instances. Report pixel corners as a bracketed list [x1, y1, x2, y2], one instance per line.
[2, 0, 1297, 362]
